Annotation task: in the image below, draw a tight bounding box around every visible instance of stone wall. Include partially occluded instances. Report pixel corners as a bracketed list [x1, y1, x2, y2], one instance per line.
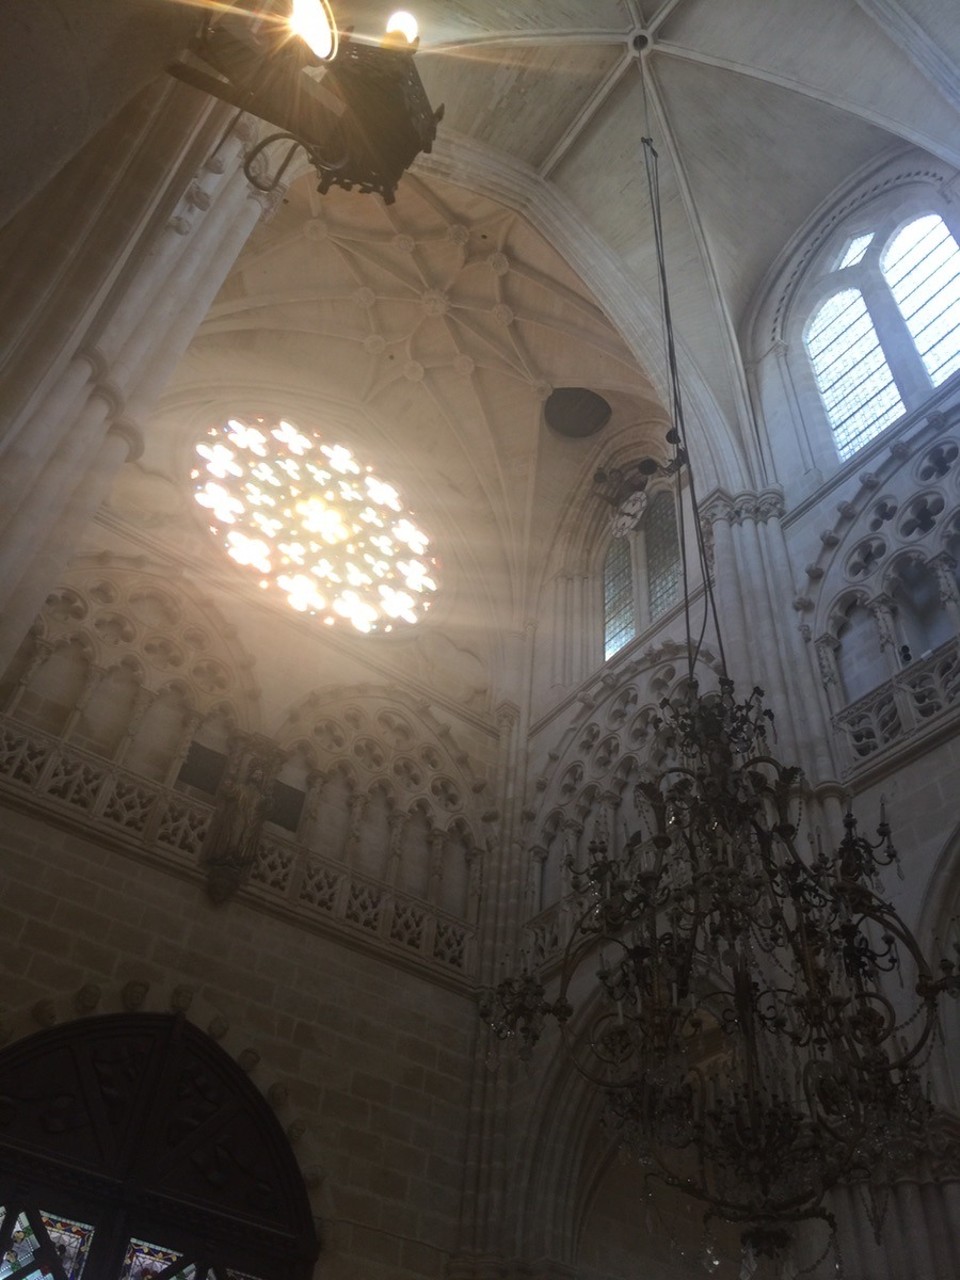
[0, 801, 476, 1280]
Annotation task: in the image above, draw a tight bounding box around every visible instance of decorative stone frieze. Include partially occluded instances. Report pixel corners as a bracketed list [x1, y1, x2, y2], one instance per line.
[0, 712, 477, 980]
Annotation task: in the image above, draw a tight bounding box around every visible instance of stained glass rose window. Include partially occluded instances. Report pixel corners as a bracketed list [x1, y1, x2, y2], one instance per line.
[192, 417, 438, 633]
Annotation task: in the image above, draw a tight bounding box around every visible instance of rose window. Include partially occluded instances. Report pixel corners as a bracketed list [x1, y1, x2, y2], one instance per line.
[192, 417, 438, 633]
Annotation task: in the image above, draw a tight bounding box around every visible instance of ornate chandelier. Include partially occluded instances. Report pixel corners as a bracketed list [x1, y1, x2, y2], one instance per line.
[481, 122, 960, 1266]
[481, 678, 959, 1259]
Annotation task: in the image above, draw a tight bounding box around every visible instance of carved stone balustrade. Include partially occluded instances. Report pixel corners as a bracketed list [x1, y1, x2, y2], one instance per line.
[833, 635, 960, 771]
[0, 714, 475, 985]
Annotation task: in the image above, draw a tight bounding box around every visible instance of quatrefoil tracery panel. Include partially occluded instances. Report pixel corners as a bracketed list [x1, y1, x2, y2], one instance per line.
[28, 562, 255, 719]
[276, 690, 485, 858]
[819, 429, 960, 632]
[527, 655, 721, 913]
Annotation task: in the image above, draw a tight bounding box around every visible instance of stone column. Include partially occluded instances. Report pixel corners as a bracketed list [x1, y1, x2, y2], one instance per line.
[114, 686, 158, 767]
[426, 826, 446, 905]
[467, 847, 484, 926]
[164, 710, 203, 788]
[343, 792, 366, 866]
[2, 636, 51, 717]
[699, 492, 748, 665]
[0, 0, 197, 227]
[527, 845, 548, 919]
[868, 593, 905, 678]
[0, 111, 268, 671]
[931, 552, 960, 629]
[60, 663, 105, 743]
[701, 487, 836, 778]
[384, 809, 407, 887]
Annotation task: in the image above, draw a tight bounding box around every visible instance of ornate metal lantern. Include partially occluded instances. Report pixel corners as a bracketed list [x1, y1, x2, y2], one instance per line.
[169, 1, 443, 203]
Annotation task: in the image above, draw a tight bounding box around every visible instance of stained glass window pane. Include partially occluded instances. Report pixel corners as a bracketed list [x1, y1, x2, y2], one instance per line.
[0, 1210, 93, 1280]
[881, 214, 960, 387]
[118, 1241, 265, 1280]
[603, 536, 635, 660]
[645, 491, 681, 621]
[835, 232, 873, 269]
[121, 1239, 195, 1280]
[0, 1212, 41, 1280]
[191, 417, 438, 634]
[805, 288, 905, 460]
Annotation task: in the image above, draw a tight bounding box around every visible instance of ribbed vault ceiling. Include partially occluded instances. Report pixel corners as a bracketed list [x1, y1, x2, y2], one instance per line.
[125, 0, 960, 696]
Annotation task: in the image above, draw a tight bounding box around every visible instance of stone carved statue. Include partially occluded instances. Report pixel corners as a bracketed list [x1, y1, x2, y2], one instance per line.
[202, 759, 274, 903]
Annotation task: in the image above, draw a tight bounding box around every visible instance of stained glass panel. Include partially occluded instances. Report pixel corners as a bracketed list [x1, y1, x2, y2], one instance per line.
[603, 536, 635, 660]
[645, 491, 681, 621]
[0, 1212, 41, 1280]
[120, 1239, 195, 1280]
[0, 1209, 94, 1280]
[805, 287, 904, 460]
[835, 232, 873, 269]
[117, 1242, 266, 1280]
[881, 214, 960, 387]
[191, 417, 438, 634]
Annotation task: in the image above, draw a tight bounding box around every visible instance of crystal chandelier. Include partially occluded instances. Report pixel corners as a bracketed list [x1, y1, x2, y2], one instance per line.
[480, 125, 960, 1264]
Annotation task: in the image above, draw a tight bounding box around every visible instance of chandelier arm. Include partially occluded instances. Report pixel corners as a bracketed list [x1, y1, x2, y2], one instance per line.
[242, 132, 305, 191]
[646, 1153, 845, 1227]
[843, 903, 943, 1069]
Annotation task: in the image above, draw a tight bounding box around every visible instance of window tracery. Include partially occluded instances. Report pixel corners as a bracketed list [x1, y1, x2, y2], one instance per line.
[754, 158, 960, 483]
[881, 215, 960, 388]
[805, 288, 904, 459]
[0, 1016, 316, 1280]
[602, 489, 682, 661]
[191, 417, 438, 634]
[807, 418, 960, 768]
[801, 208, 960, 461]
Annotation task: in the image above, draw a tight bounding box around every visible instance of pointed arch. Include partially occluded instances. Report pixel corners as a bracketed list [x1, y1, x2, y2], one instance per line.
[880, 213, 960, 387]
[0, 1013, 318, 1279]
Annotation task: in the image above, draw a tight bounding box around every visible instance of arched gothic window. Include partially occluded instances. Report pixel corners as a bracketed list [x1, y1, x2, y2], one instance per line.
[805, 288, 904, 460]
[602, 536, 634, 660]
[0, 1014, 318, 1280]
[881, 215, 960, 388]
[803, 211, 960, 461]
[602, 490, 681, 661]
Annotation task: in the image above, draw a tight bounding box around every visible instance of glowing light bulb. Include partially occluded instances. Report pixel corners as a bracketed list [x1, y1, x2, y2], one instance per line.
[385, 10, 418, 43]
[288, 0, 338, 61]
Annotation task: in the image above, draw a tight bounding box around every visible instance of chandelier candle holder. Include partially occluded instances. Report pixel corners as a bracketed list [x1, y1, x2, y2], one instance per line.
[481, 678, 960, 1261]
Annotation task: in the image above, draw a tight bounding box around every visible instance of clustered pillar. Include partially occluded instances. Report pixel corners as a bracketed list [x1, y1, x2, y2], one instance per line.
[0, 82, 273, 672]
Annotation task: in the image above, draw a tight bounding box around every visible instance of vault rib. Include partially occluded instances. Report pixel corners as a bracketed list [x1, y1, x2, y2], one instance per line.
[653, 42, 960, 170]
[637, 59, 763, 484]
[539, 53, 633, 180]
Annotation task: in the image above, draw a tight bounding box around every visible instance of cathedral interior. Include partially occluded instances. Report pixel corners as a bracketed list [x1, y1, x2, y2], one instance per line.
[2, 2, 960, 1278]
